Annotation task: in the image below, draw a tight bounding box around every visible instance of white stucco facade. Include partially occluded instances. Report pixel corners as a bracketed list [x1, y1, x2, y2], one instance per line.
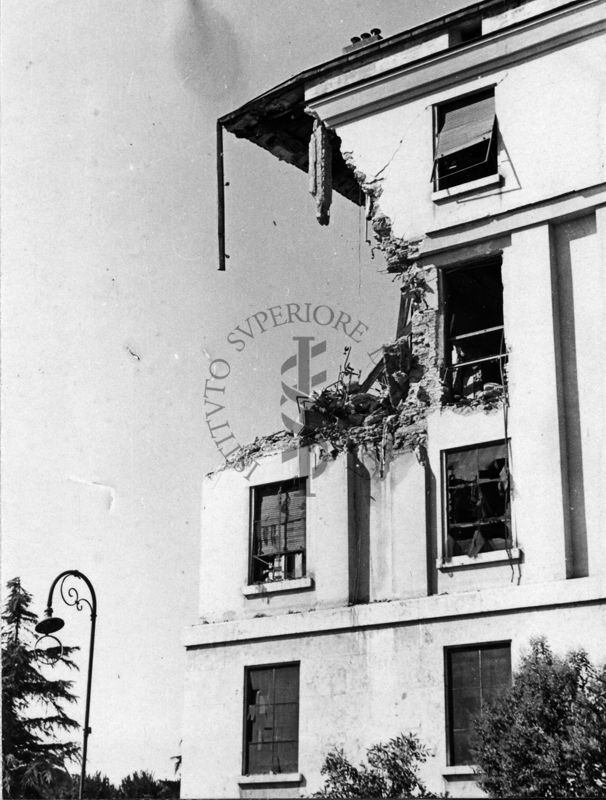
[182, 1, 606, 797]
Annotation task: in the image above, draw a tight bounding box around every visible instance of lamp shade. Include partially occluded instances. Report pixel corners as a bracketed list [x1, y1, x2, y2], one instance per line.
[35, 616, 65, 635]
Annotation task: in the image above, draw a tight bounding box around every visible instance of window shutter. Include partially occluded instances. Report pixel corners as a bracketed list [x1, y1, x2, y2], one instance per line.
[284, 485, 305, 552]
[258, 489, 286, 526]
[254, 481, 306, 557]
[436, 94, 495, 158]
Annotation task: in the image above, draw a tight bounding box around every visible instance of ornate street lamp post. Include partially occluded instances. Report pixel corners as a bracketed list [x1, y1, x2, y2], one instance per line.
[35, 570, 97, 800]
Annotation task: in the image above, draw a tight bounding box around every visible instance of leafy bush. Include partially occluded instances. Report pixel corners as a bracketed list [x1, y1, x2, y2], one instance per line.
[55, 771, 118, 798]
[473, 637, 606, 797]
[315, 733, 432, 798]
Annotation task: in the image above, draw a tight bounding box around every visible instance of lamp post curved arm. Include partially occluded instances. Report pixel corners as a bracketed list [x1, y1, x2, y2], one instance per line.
[35, 570, 97, 800]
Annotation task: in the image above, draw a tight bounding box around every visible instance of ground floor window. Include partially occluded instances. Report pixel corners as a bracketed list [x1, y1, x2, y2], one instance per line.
[244, 663, 299, 774]
[446, 642, 511, 765]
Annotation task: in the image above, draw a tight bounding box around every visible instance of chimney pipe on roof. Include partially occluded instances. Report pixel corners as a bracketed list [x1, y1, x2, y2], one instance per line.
[343, 27, 382, 54]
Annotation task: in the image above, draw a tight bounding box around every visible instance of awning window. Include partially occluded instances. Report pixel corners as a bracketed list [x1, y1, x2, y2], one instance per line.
[432, 89, 498, 190]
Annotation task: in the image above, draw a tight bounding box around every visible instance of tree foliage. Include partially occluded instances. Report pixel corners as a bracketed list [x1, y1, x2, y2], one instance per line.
[54, 770, 179, 799]
[2, 577, 81, 798]
[55, 771, 119, 799]
[473, 637, 606, 797]
[315, 733, 432, 798]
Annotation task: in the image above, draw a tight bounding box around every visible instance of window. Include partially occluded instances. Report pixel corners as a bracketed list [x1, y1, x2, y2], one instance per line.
[446, 643, 511, 765]
[250, 478, 306, 584]
[244, 663, 299, 775]
[449, 17, 482, 47]
[444, 260, 506, 400]
[433, 89, 497, 190]
[444, 440, 511, 558]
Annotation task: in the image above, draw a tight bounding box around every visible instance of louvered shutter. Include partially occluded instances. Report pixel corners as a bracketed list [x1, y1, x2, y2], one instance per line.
[255, 481, 306, 555]
[285, 486, 306, 553]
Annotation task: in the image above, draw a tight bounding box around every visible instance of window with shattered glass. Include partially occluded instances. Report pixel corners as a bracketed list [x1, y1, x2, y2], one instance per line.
[444, 441, 511, 558]
[250, 478, 306, 583]
[444, 260, 507, 401]
[244, 663, 299, 774]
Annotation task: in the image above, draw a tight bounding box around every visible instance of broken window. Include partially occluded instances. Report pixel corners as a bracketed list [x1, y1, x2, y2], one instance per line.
[444, 441, 511, 558]
[444, 259, 506, 400]
[446, 643, 511, 765]
[244, 663, 299, 774]
[250, 478, 306, 584]
[433, 89, 497, 190]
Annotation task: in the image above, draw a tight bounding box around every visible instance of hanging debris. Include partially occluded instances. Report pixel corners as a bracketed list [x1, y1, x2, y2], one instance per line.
[308, 118, 332, 225]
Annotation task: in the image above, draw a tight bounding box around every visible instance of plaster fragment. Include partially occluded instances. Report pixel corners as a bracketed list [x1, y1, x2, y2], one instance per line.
[68, 477, 116, 511]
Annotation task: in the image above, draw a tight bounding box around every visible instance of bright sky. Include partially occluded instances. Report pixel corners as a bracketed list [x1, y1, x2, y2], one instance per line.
[2, 0, 470, 783]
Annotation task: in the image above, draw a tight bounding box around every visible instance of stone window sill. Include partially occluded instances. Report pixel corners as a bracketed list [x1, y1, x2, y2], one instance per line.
[437, 547, 522, 571]
[238, 772, 302, 785]
[442, 765, 479, 776]
[432, 173, 502, 202]
[242, 577, 314, 596]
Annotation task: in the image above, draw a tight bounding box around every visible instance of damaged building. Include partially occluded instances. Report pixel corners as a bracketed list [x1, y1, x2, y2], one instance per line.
[182, 0, 606, 796]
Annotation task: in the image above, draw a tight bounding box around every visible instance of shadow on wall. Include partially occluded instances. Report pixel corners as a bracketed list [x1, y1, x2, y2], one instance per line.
[551, 213, 595, 579]
[497, 129, 522, 195]
[424, 454, 438, 596]
[173, 1, 242, 103]
[348, 454, 371, 604]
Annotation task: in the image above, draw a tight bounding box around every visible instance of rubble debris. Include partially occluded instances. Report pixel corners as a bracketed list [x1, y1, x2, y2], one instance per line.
[291, 337, 432, 471]
[365, 199, 505, 416]
[372, 214, 424, 276]
[215, 145, 507, 481]
[448, 383, 506, 413]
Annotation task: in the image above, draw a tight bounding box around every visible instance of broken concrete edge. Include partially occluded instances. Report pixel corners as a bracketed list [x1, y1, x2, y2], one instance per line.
[207, 421, 428, 481]
[206, 135, 508, 482]
[207, 430, 296, 479]
[207, 392, 506, 482]
[207, 392, 505, 478]
[342, 147, 510, 429]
